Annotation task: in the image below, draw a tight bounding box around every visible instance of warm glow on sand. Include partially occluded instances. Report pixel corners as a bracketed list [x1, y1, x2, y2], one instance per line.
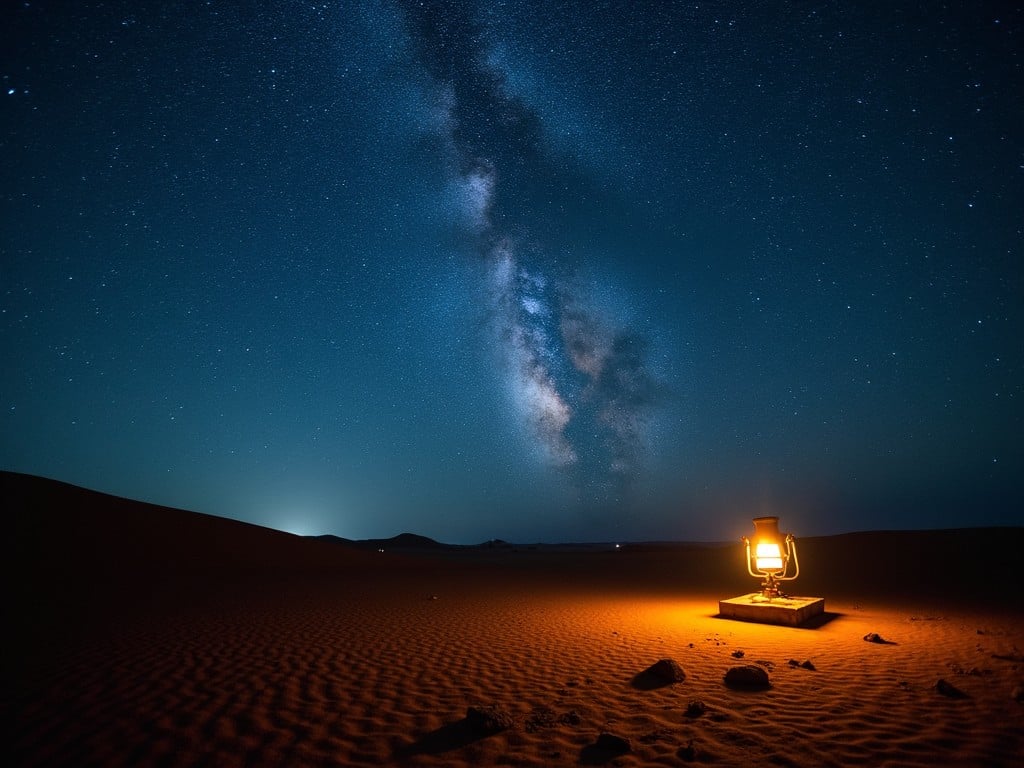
[9, 475, 1024, 767]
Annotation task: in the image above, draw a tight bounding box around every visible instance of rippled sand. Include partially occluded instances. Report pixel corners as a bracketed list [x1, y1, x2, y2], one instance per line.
[8, 473, 1023, 766]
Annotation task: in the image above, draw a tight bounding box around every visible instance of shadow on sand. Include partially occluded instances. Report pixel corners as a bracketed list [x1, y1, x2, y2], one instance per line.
[396, 718, 490, 757]
[579, 739, 631, 765]
[801, 610, 843, 628]
[711, 610, 844, 629]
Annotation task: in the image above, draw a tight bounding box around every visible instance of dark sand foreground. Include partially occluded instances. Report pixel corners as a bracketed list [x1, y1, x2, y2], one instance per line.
[6, 472, 1023, 766]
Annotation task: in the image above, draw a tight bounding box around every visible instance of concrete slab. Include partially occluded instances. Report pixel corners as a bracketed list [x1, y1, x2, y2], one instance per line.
[719, 593, 825, 627]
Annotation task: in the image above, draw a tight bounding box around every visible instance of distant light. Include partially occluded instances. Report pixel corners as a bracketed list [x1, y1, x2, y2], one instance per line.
[274, 514, 319, 537]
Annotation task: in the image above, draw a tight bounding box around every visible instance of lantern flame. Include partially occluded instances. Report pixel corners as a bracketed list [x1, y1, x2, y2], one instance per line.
[754, 542, 783, 571]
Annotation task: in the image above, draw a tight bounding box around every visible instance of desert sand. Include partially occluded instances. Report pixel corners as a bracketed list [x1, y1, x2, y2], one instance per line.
[6, 471, 1023, 767]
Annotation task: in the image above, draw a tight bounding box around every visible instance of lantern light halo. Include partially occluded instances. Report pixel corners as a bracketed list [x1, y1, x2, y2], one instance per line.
[742, 515, 800, 599]
[719, 515, 824, 626]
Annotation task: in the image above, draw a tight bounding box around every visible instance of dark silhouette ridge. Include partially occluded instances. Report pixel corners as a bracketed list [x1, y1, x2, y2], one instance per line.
[6, 470, 1022, 614]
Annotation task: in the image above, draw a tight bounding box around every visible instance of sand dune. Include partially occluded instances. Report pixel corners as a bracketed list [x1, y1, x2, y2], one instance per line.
[7, 472, 1023, 766]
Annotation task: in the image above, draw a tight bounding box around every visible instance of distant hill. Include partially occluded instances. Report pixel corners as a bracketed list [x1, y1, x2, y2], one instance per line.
[313, 531, 447, 550]
[312, 533, 526, 551]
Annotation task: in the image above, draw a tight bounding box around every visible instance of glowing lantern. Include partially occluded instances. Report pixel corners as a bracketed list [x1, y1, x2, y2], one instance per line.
[743, 516, 799, 599]
[720, 515, 822, 626]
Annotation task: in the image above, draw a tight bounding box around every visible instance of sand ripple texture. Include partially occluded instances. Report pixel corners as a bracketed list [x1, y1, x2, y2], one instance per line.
[11, 570, 1024, 768]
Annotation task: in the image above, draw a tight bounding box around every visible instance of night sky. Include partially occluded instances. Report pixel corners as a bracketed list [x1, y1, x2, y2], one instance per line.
[2, 1, 1022, 543]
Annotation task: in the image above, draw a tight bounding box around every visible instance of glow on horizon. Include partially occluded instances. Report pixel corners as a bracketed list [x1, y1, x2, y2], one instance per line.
[269, 511, 330, 538]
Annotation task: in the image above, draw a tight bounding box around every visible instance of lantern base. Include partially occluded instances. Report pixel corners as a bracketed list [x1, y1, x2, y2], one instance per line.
[719, 593, 825, 627]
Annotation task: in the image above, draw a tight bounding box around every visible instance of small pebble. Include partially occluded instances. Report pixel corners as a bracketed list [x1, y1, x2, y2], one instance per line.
[685, 700, 706, 718]
[594, 732, 631, 754]
[935, 679, 967, 699]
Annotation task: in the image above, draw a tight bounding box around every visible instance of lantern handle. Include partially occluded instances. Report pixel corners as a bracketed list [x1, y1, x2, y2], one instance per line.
[741, 536, 760, 579]
[783, 533, 800, 582]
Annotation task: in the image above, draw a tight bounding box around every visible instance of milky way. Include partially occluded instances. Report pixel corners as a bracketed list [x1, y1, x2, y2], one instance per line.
[400, 1, 661, 506]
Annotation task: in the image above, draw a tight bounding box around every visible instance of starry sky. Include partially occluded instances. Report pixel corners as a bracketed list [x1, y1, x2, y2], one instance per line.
[2, 1, 1022, 543]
